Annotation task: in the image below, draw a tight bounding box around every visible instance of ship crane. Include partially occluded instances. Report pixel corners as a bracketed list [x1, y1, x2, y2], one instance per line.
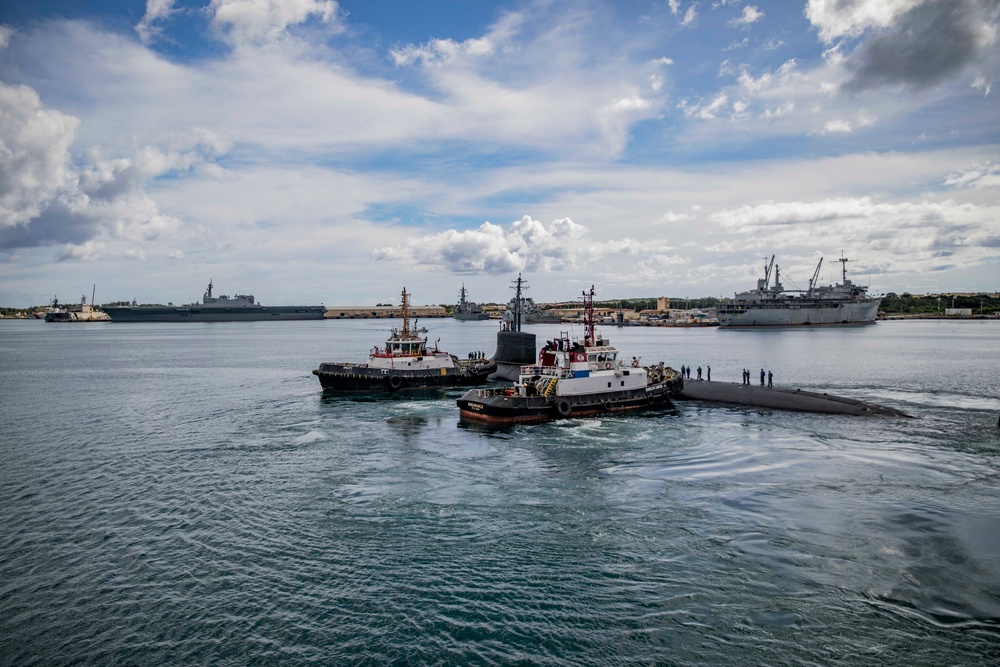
[758, 255, 776, 292]
[808, 257, 823, 295]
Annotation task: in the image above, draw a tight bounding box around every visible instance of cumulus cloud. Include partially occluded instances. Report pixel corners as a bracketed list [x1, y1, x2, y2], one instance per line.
[210, 0, 340, 44]
[711, 196, 1000, 269]
[0, 78, 223, 252]
[373, 215, 656, 274]
[0, 82, 79, 230]
[730, 5, 764, 27]
[677, 91, 729, 119]
[681, 4, 698, 26]
[945, 162, 1000, 189]
[737, 59, 798, 93]
[806, 0, 1000, 91]
[391, 35, 497, 67]
[806, 0, 923, 42]
[390, 11, 522, 67]
[136, 0, 177, 44]
[383, 8, 665, 156]
[56, 240, 106, 263]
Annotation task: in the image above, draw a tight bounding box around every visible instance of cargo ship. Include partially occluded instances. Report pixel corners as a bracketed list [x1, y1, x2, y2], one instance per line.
[717, 255, 881, 327]
[313, 288, 495, 391]
[458, 286, 682, 423]
[103, 281, 325, 322]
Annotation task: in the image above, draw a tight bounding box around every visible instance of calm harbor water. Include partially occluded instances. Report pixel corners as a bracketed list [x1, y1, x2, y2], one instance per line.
[1, 318, 999, 666]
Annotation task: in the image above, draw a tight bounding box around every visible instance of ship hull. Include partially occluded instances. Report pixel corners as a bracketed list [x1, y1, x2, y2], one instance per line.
[104, 306, 325, 322]
[718, 299, 880, 327]
[44, 313, 110, 322]
[453, 313, 490, 321]
[313, 362, 495, 392]
[457, 381, 679, 424]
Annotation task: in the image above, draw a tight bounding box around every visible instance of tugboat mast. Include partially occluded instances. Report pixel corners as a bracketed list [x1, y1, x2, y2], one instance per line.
[583, 285, 596, 347]
[400, 287, 411, 337]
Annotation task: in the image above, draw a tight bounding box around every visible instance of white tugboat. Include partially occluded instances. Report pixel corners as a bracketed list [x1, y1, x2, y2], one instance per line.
[457, 286, 682, 423]
[313, 288, 495, 391]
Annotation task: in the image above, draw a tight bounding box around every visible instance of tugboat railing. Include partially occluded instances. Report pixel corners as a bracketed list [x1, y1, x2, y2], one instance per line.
[519, 364, 575, 379]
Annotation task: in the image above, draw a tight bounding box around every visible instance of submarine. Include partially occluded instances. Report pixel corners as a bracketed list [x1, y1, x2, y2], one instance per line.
[677, 380, 909, 417]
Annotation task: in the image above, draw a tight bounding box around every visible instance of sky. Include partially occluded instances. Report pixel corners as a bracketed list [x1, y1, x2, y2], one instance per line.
[0, 0, 998, 308]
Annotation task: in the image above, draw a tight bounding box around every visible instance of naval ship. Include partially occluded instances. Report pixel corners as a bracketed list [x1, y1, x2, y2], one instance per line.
[103, 281, 325, 322]
[453, 284, 490, 320]
[717, 256, 881, 327]
[502, 295, 561, 325]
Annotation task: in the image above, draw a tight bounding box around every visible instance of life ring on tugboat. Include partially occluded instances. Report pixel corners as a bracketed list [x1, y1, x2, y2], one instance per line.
[388, 374, 403, 390]
[554, 399, 572, 418]
[605, 361, 612, 370]
[632, 359, 640, 368]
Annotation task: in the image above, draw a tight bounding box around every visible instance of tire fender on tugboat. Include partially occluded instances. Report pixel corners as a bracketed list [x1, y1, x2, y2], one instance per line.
[554, 399, 572, 418]
[388, 374, 403, 390]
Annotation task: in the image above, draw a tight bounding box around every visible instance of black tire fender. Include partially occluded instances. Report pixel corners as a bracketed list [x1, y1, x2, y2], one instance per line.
[554, 399, 572, 418]
[388, 374, 403, 390]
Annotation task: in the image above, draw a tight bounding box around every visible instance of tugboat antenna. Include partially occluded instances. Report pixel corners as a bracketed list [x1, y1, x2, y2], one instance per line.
[582, 285, 596, 347]
[400, 287, 411, 337]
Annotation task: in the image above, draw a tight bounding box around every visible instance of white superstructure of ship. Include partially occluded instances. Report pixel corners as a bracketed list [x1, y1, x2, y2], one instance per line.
[717, 255, 881, 327]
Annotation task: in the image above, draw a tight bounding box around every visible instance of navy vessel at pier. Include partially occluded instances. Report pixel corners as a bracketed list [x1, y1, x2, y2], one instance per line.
[717, 255, 881, 327]
[103, 281, 325, 322]
[453, 284, 490, 320]
[502, 295, 561, 325]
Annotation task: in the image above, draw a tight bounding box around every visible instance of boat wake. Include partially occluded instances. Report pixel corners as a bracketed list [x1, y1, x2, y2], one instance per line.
[871, 389, 1000, 411]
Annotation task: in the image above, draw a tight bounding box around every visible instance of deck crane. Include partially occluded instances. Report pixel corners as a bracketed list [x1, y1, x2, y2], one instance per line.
[808, 257, 823, 295]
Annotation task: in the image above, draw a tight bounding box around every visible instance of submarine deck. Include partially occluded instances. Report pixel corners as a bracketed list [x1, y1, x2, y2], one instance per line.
[677, 380, 909, 417]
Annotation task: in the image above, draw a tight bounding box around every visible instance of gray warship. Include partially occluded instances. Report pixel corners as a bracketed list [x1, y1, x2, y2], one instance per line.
[453, 284, 490, 320]
[502, 295, 561, 325]
[717, 255, 881, 327]
[103, 280, 325, 322]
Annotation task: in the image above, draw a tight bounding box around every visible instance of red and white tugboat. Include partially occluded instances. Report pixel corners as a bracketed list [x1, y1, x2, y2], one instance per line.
[313, 288, 496, 392]
[457, 286, 682, 423]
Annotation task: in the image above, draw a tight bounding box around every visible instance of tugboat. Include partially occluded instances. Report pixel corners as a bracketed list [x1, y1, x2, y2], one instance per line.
[457, 286, 683, 423]
[313, 288, 496, 391]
